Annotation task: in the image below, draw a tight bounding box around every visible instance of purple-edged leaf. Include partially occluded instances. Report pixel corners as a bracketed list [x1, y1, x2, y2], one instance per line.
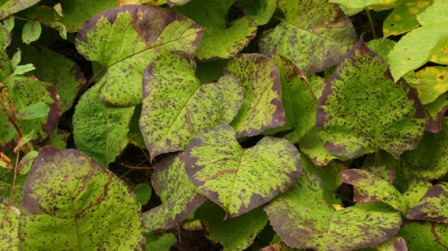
[340, 169, 409, 215]
[184, 125, 301, 217]
[398, 221, 448, 250]
[424, 93, 448, 133]
[317, 40, 426, 159]
[140, 52, 244, 159]
[225, 54, 285, 138]
[142, 154, 207, 231]
[407, 182, 448, 223]
[376, 237, 408, 251]
[76, 5, 204, 106]
[20, 146, 144, 250]
[403, 179, 432, 209]
[264, 171, 402, 250]
[0, 0, 40, 20]
[260, 0, 357, 73]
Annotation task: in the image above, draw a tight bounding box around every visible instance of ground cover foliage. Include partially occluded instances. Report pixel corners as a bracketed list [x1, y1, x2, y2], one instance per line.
[1, 0, 448, 250]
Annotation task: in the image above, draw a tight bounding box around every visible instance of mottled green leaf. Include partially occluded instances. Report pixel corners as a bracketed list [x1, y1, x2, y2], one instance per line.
[430, 40, 448, 65]
[398, 222, 448, 250]
[264, 171, 402, 250]
[407, 182, 448, 222]
[173, 0, 257, 60]
[0, 198, 19, 251]
[21, 21, 41, 45]
[73, 83, 134, 166]
[134, 183, 152, 206]
[197, 202, 268, 251]
[76, 5, 204, 106]
[140, 52, 243, 159]
[142, 154, 207, 231]
[412, 66, 448, 105]
[236, 0, 276, 25]
[20, 146, 145, 250]
[383, 0, 432, 37]
[0, 168, 27, 204]
[0, 0, 40, 20]
[317, 40, 426, 159]
[424, 93, 448, 132]
[340, 169, 409, 215]
[225, 54, 285, 137]
[402, 179, 432, 209]
[376, 237, 408, 251]
[416, 0, 448, 26]
[260, 0, 357, 73]
[184, 125, 302, 217]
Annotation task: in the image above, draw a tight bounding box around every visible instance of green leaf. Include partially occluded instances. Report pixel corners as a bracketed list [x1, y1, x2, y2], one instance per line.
[21, 21, 41, 45]
[383, 0, 432, 37]
[76, 5, 204, 106]
[0, 0, 40, 20]
[73, 83, 134, 166]
[134, 183, 152, 206]
[236, 0, 276, 25]
[145, 232, 177, 251]
[2, 16, 14, 32]
[424, 93, 448, 132]
[184, 125, 302, 217]
[17, 102, 49, 120]
[317, 40, 426, 159]
[140, 52, 243, 159]
[226, 54, 285, 137]
[197, 202, 268, 250]
[17, 150, 38, 175]
[0, 198, 19, 251]
[416, 0, 448, 26]
[264, 171, 402, 250]
[20, 146, 145, 250]
[407, 182, 448, 223]
[376, 237, 408, 251]
[340, 169, 409, 215]
[398, 221, 448, 250]
[173, 0, 257, 60]
[330, 0, 398, 15]
[260, 0, 357, 73]
[402, 179, 432, 209]
[412, 66, 448, 105]
[142, 154, 207, 231]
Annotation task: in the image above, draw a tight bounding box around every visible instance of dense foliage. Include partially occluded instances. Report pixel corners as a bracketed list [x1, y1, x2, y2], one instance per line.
[1, 0, 448, 250]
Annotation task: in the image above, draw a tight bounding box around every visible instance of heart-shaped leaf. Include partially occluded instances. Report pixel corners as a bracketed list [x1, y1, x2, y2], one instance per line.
[407, 182, 448, 223]
[317, 40, 426, 159]
[264, 171, 402, 250]
[20, 146, 144, 250]
[225, 54, 285, 137]
[76, 5, 204, 106]
[184, 125, 302, 217]
[142, 154, 207, 231]
[140, 52, 244, 159]
[260, 0, 357, 73]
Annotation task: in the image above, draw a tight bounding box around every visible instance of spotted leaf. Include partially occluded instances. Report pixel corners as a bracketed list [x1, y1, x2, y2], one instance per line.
[407, 182, 448, 223]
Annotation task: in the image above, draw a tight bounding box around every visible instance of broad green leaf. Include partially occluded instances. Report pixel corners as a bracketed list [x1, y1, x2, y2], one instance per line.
[16, 102, 49, 120]
[226, 54, 285, 137]
[376, 237, 408, 251]
[340, 169, 409, 215]
[260, 0, 357, 73]
[73, 83, 134, 166]
[76, 5, 204, 106]
[264, 171, 402, 250]
[0, 198, 19, 250]
[2, 16, 14, 32]
[142, 154, 207, 231]
[402, 179, 432, 209]
[173, 0, 257, 60]
[416, 0, 448, 25]
[197, 202, 268, 251]
[424, 93, 448, 132]
[412, 66, 448, 104]
[0, 0, 40, 20]
[134, 183, 152, 205]
[184, 125, 302, 217]
[59, 0, 116, 32]
[20, 146, 145, 250]
[398, 222, 448, 250]
[407, 182, 448, 222]
[400, 118, 448, 180]
[140, 52, 243, 158]
[145, 232, 177, 251]
[330, 0, 397, 15]
[317, 40, 426, 159]
[21, 21, 41, 45]
[430, 40, 448, 65]
[236, 0, 276, 25]
[383, 0, 432, 37]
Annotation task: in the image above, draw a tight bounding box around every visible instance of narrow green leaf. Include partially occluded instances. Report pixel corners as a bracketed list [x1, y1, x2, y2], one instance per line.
[20, 146, 145, 250]
[184, 125, 302, 217]
[407, 182, 448, 223]
[17, 102, 49, 120]
[142, 154, 207, 231]
[21, 21, 41, 45]
[398, 221, 448, 250]
[140, 52, 243, 159]
[260, 0, 357, 73]
[0, 198, 19, 251]
[73, 83, 134, 166]
[17, 150, 38, 175]
[317, 40, 426, 159]
[76, 5, 204, 106]
[226, 54, 285, 137]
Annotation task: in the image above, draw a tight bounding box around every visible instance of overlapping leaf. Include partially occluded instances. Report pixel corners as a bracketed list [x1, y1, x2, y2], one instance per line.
[142, 154, 207, 231]
[402, 179, 432, 209]
[398, 222, 448, 250]
[76, 5, 204, 106]
[0, 0, 40, 20]
[225, 54, 285, 137]
[0, 198, 19, 250]
[260, 0, 357, 73]
[407, 182, 448, 223]
[330, 0, 397, 15]
[140, 52, 244, 159]
[317, 40, 426, 159]
[20, 146, 144, 250]
[383, 0, 432, 37]
[264, 171, 402, 250]
[172, 0, 257, 60]
[184, 125, 302, 217]
[413, 66, 448, 105]
[236, 0, 276, 25]
[424, 93, 448, 132]
[73, 83, 134, 166]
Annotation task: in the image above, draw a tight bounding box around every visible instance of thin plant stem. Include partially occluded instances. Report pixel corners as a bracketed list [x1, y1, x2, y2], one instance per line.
[365, 9, 378, 39]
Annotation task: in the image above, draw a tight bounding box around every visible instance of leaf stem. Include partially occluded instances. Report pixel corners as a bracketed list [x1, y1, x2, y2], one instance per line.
[365, 9, 377, 39]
